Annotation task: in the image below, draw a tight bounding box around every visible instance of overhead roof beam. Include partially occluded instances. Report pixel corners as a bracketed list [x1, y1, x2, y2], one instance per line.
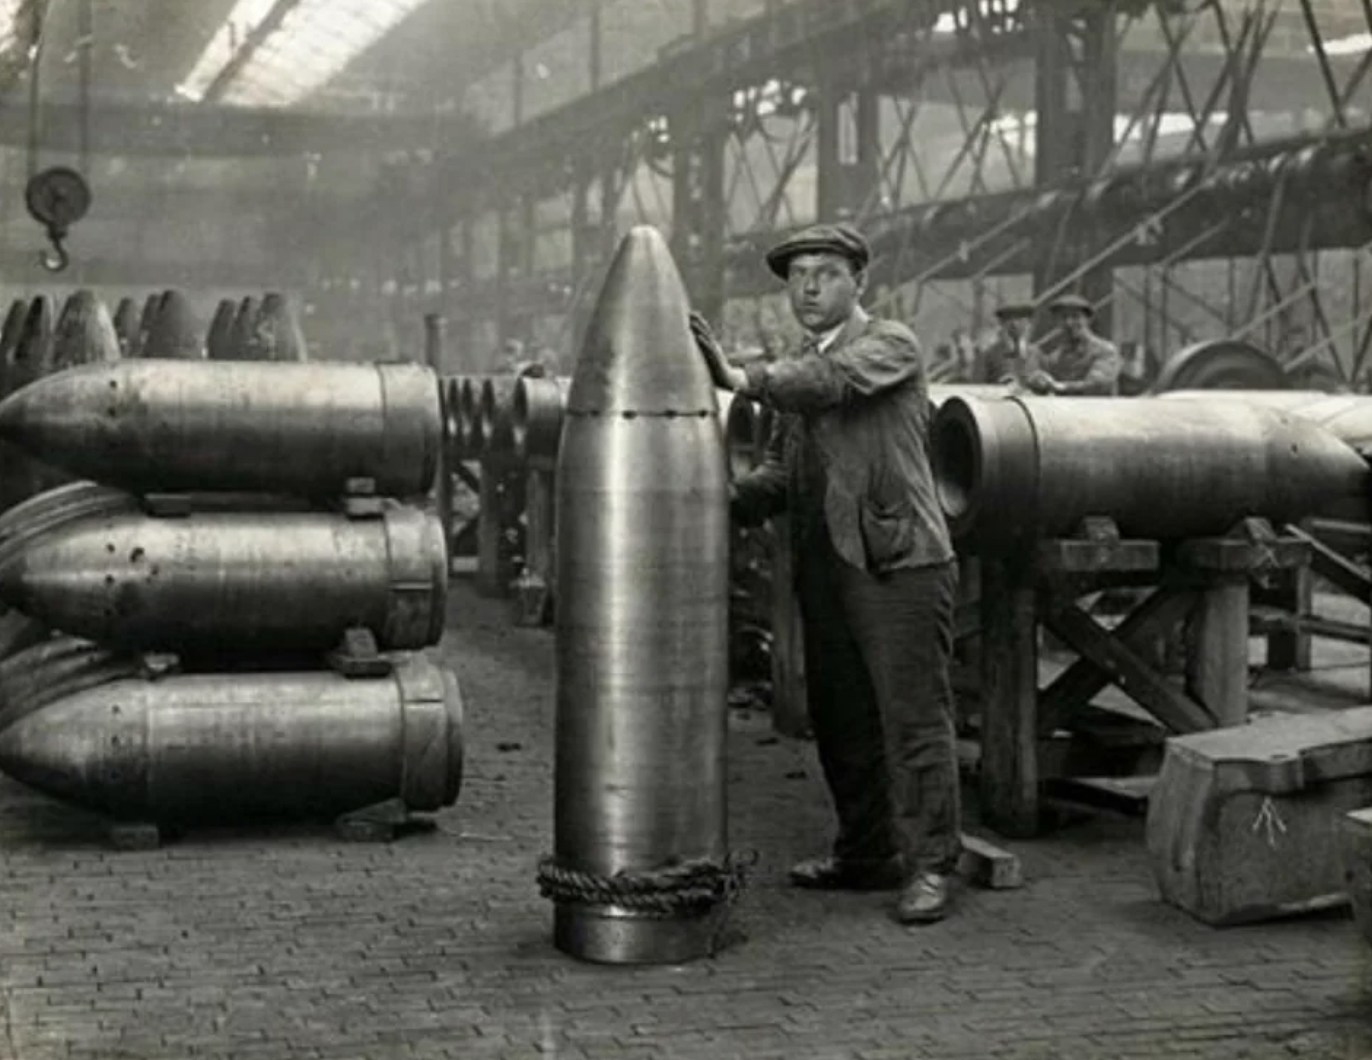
[0, 99, 475, 155]
[200, 0, 303, 104]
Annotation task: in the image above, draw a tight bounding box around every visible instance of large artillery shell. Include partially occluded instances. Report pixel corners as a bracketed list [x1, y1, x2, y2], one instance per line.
[52, 291, 121, 372]
[112, 298, 139, 358]
[551, 226, 730, 965]
[142, 290, 204, 359]
[0, 360, 442, 499]
[934, 395, 1371, 547]
[477, 375, 519, 458]
[1151, 339, 1289, 392]
[0, 299, 27, 394]
[458, 376, 489, 456]
[254, 292, 308, 362]
[0, 481, 139, 573]
[0, 298, 56, 513]
[441, 377, 462, 453]
[512, 375, 571, 466]
[132, 292, 160, 359]
[717, 389, 759, 480]
[0, 635, 141, 733]
[0, 504, 447, 654]
[206, 299, 238, 360]
[1161, 389, 1372, 458]
[227, 295, 260, 360]
[0, 654, 464, 824]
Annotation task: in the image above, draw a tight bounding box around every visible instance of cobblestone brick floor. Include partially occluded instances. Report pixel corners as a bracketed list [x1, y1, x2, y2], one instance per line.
[0, 582, 1368, 1060]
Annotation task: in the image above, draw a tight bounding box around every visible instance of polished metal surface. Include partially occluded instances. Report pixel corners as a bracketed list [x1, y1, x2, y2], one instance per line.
[226, 295, 261, 361]
[132, 293, 160, 359]
[0, 635, 139, 733]
[206, 298, 238, 360]
[0, 654, 464, 823]
[0, 360, 443, 499]
[441, 377, 462, 456]
[554, 225, 729, 964]
[1151, 339, 1289, 393]
[0, 300, 27, 389]
[0, 297, 55, 513]
[458, 376, 490, 457]
[1160, 389, 1372, 456]
[8, 296, 54, 394]
[0, 504, 448, 654]
[0, 610, 49, 664]
[512, 375, 571, 467]
[52, 291, 121, 372]
[112, 298, 139, 358]
[477, 375, 520, 458]
[934, 395, 1372, 547]
[0, 481, 140, 572]
[253, 293, 309, 362]
[717, 388, 760, 480]
[142, 289, 204, 360]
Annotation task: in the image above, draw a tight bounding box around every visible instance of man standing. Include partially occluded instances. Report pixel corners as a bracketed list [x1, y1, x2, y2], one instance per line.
[1025, 293, 1121, 396]
[973, 302, 1039, 387]
[691, 223, 962, 925]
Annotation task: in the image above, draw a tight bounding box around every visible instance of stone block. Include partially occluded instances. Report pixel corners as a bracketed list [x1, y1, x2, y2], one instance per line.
[1147, 706, 1372, 925]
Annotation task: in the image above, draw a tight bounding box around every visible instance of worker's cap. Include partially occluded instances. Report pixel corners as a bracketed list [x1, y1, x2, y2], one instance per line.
[1049, 293, 1094, 316]
[765, 222, 871, 279]
[994, 302, 1036, 321]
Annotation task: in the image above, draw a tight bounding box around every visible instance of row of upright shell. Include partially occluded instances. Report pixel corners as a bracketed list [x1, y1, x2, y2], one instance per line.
[0, 291, 461, 838]
[0, 287, 310, 366]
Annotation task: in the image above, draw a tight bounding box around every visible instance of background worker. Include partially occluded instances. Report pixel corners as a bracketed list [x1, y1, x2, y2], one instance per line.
[1025, 293, 1122, 396]
[974, 301, 1040, 387]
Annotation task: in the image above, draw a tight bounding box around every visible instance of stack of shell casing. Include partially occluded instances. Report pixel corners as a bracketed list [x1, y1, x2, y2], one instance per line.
[0, 350, 463, 843]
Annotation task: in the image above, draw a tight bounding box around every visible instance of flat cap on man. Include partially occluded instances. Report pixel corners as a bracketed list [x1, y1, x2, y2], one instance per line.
[1049, 293, 1094, 316]
[994, 302, 1035, 320]
[765, 222, 871, 279]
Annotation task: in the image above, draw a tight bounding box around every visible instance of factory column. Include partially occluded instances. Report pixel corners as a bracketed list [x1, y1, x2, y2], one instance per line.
[815, 80, 882, 223]
[1032, 4, 1118, 335]
[669, 107, 728, 327]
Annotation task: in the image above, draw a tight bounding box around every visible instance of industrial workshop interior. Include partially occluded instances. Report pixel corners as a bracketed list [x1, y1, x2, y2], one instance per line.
[2, 0, 1372, 1057]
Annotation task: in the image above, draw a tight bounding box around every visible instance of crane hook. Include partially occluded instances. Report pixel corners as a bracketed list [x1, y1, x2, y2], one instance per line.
[39, 227, 69, 273]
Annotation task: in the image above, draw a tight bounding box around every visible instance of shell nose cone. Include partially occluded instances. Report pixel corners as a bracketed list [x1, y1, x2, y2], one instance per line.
[567, 225, 718, 416]
[144, 290, 204, 360]
[53, 290, 121, 371]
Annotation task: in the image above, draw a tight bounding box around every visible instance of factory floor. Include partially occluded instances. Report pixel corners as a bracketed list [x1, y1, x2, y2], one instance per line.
[0, 582, 1369, 1060]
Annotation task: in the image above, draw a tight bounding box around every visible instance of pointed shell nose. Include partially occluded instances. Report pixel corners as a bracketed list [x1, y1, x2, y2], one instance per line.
[565, 226, 718, 417]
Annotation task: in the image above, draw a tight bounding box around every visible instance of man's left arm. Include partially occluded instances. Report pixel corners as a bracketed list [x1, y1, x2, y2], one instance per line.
[741, 324, 923, 413]
[1056, 338, 1121, 396]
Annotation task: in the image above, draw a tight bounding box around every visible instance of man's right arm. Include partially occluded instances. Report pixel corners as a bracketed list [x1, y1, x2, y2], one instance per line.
[731, 413, 789, 527]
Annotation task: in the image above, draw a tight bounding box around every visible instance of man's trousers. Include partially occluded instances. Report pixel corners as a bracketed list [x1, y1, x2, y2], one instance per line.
[796, 529, 962, 877]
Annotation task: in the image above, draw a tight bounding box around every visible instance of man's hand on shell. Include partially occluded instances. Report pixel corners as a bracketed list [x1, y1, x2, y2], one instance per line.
[690, 311, 746, 391]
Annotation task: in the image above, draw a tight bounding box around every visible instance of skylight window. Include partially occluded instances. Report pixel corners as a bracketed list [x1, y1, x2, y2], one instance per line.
[176, 0, 429, 107]
[1315, 32, 1372, 57]
[0, 0, 32, 56]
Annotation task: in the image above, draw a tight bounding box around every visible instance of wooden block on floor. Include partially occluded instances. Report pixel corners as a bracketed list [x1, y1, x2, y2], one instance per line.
[1340, 807, 1372, 951]
[1147, 707, 1372, 925]
[959, 832, 1024, 890]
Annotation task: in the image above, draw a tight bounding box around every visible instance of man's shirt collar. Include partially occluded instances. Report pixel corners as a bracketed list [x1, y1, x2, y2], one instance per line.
[811, 323, 844, 353]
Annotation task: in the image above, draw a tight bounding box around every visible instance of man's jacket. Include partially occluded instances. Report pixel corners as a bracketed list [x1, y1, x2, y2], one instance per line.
[1042, 331, 1121, 395]
[974, 334, 1042, 386]
[732, 308, 953, 574]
